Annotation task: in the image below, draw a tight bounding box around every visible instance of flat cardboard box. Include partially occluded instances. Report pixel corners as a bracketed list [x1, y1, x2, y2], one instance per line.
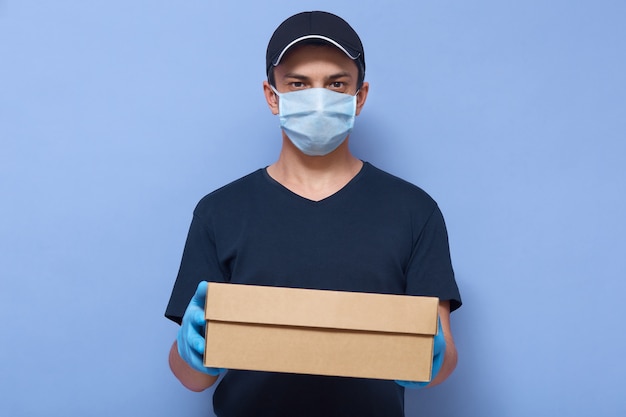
[204, 282, 439, 381]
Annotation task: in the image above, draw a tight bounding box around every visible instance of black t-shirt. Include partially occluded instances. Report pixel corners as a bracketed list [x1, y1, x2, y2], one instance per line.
[165, 162, 461, 417]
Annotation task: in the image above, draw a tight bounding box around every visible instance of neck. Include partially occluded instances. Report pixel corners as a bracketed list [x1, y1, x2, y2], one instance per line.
[266, 135, 363, 201]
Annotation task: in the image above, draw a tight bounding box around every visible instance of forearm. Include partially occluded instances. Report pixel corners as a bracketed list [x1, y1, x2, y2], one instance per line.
[169, 341, 219, 392]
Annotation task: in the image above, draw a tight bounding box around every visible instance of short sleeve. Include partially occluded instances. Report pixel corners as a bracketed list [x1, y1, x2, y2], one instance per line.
[405, 205, 462, 312]
[164, 211, 227, 324]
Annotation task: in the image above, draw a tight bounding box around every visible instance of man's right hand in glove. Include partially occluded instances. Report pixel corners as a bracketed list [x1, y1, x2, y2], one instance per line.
[169, 281, 224, 391]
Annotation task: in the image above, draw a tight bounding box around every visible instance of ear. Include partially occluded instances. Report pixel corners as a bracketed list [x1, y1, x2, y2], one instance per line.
[355, 81, 369, 116]
[263, 81, 280, 115]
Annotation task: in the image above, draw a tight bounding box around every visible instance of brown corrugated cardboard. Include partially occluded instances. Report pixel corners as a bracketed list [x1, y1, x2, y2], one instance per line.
[204, 282, 439, 381]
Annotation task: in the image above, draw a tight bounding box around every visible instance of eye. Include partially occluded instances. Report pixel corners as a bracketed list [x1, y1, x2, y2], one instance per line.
[330, 82, 344, 89]
[290, 81, 306, 89]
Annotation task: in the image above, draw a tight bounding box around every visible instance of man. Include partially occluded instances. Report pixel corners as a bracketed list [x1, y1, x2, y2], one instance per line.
[165, 11, 461, 417]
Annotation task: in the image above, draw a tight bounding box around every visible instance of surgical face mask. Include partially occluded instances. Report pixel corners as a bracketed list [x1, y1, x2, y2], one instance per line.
[272, 87, 357, 156]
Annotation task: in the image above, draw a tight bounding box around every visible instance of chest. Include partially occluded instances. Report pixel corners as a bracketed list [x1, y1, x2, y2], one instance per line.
[212, 201, 416, 293]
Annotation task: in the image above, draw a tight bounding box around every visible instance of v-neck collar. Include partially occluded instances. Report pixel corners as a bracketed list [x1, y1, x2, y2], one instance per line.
[262, 161, 369, 205]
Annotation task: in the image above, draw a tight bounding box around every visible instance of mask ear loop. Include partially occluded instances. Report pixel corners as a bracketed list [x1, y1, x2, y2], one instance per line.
[269, 85, 282, 114]
[270, 85, 282, 97]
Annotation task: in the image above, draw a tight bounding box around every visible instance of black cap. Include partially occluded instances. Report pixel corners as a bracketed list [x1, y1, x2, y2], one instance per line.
[266, 11, 365, 77]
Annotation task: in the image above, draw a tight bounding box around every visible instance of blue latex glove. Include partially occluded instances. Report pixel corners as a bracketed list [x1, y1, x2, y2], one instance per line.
[395, 317, 446, 389]
[177, 281, 225, 376]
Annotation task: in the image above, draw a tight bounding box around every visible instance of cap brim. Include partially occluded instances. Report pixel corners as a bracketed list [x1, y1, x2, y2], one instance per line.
[271, 35, 361, 67]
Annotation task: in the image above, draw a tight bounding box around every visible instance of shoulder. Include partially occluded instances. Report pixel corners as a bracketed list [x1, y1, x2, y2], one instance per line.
[193, 169, 266, 215]
[361, 162, 438, 208]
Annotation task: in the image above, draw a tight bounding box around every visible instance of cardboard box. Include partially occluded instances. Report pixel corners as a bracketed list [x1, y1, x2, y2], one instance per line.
[204, 282, 439, 381]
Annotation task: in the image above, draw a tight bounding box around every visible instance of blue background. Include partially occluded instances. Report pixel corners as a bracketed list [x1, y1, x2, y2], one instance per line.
[1, 1, 625, 416]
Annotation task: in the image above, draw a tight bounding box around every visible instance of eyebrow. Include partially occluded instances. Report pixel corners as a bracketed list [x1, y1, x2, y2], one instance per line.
[282, 71, 354, 81]
[327, 71, 354, 81]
